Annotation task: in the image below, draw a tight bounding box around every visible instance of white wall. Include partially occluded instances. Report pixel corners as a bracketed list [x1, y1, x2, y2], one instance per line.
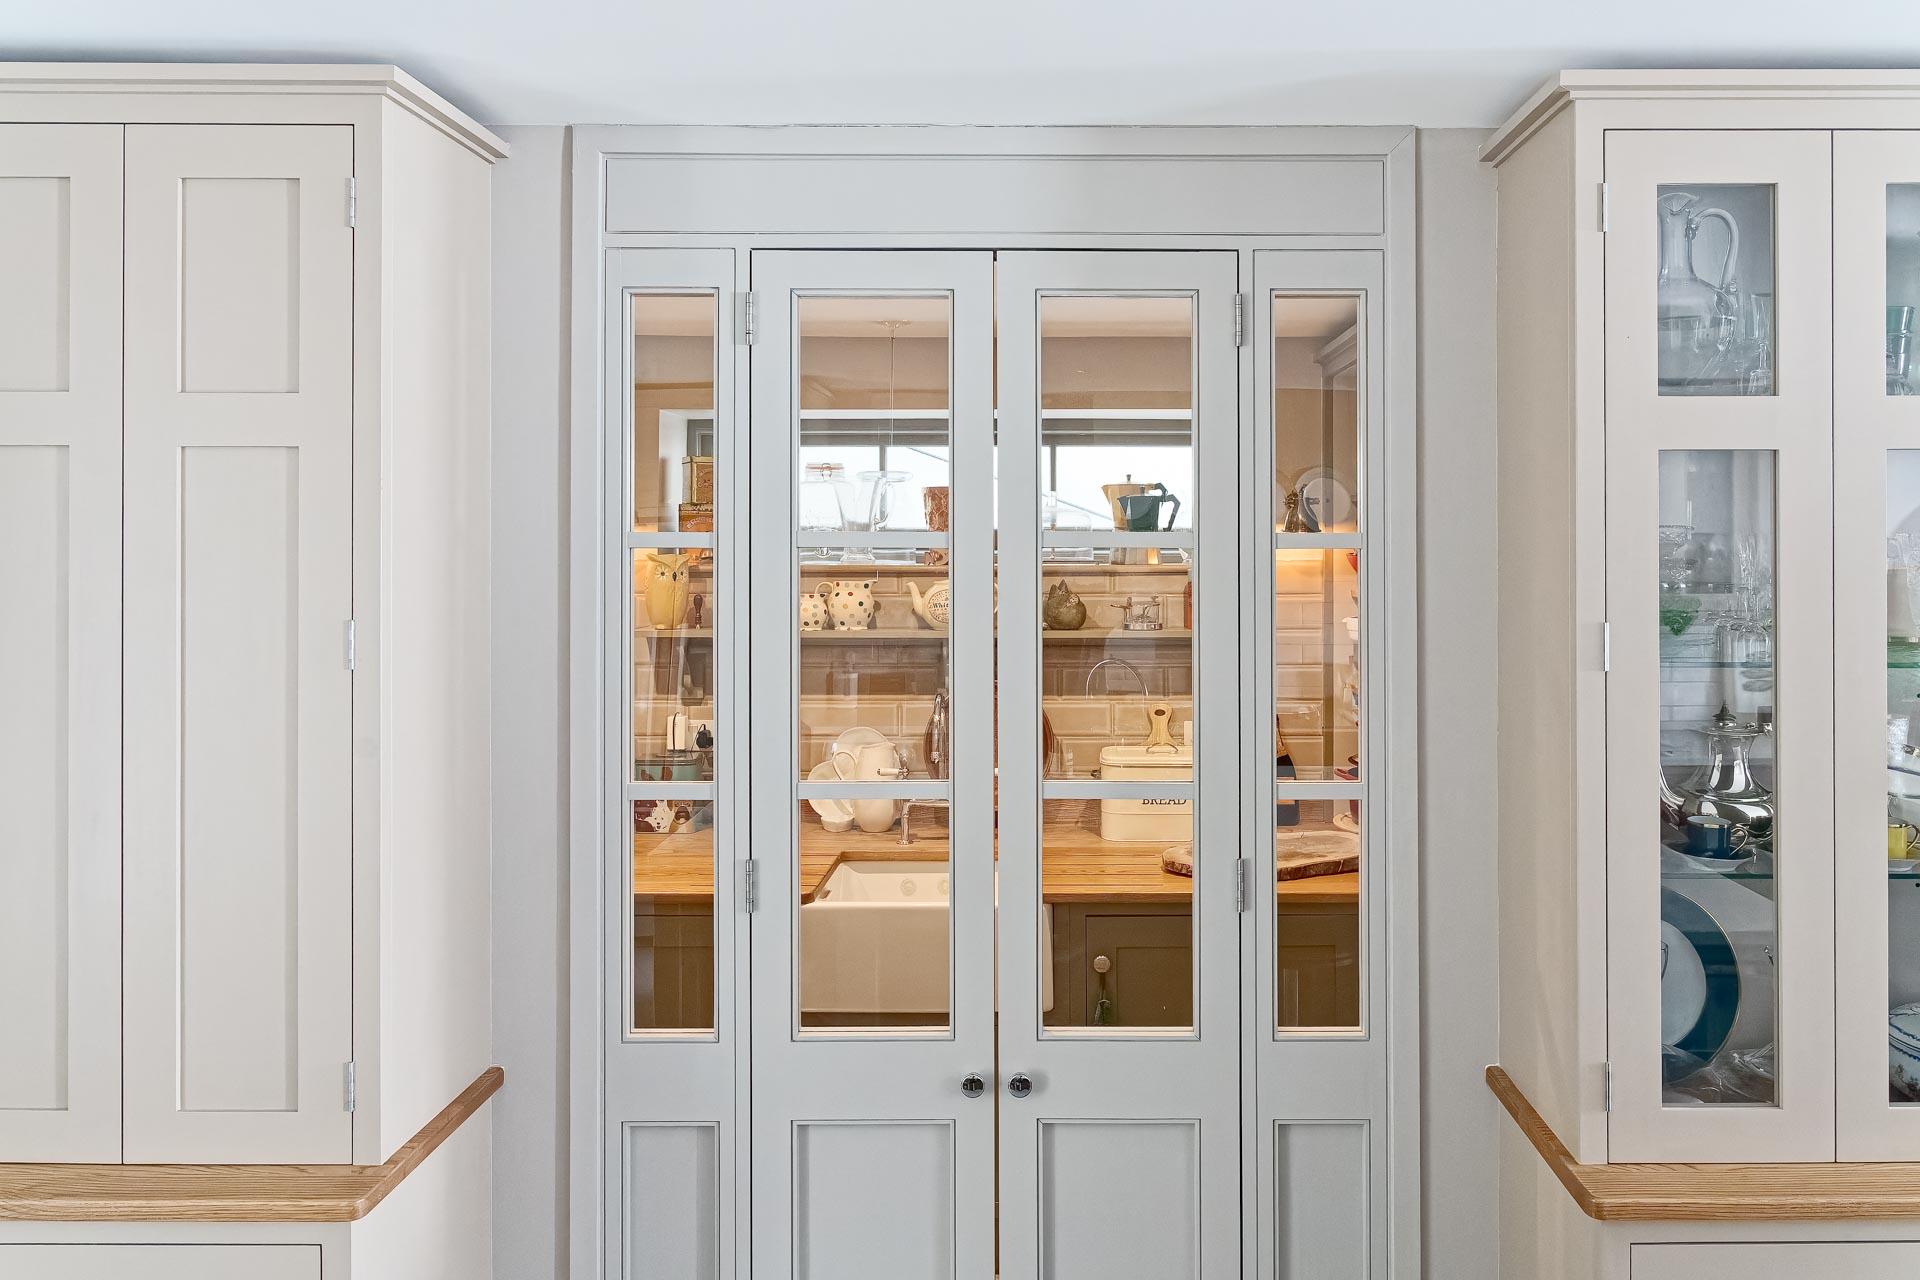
[1416, 128, 1502, 1278]
[490, 124, 571, 1280]
[487, 127, 1504, 1279]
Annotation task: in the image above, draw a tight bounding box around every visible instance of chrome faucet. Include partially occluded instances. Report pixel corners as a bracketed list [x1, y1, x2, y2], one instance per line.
[1083, 658, 1153, 755]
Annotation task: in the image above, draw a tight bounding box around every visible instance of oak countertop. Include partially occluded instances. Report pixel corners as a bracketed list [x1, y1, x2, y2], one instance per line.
[633, 806, 1358, 907]
[0, 1068, 502, 1223]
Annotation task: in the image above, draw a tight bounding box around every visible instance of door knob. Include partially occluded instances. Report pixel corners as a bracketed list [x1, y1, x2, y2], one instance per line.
[961, 1072, 986, 1098]
[1008, 1073, 1033, 1099]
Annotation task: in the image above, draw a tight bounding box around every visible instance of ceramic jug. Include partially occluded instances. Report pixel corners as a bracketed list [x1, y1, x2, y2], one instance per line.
[643, 552, 693, 628]
[816, 579, 876, 630]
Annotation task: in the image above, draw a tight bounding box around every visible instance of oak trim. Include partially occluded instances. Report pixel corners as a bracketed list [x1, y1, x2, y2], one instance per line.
[0, 1067, 503, 1223]
[1489, 1065, 1920, 1221]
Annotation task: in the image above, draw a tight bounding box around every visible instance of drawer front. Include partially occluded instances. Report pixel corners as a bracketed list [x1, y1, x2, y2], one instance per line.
[1635, 1242, 1920, 1280]
[0, 1244, 319, 1279]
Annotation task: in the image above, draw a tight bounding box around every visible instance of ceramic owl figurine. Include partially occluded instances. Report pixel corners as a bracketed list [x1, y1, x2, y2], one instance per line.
[816, 580, 875, 631]
[798, 593, 829, 632]
[1043, 580, 1087, 630]
[643, 553, 693, 629]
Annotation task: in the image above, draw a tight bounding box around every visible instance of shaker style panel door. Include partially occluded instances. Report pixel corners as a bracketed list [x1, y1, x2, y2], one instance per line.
[1603, 130, 1835, 1162]
[1249, 249, 1390, 1279]
[601, 248, 745, 1280]
[748, 251, 999, 1278]
[0, 124, 124, 1162]
[994, 251, 1241, 1280]
[120, 125, 356, 1162]
[1834, 130, 1920, 1160]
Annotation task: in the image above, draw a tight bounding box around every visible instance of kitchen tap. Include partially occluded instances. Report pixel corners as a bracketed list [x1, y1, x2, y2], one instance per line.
[1083, 658, 1152, 745]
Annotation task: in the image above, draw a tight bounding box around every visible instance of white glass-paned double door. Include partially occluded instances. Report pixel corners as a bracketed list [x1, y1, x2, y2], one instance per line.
[603, 245, 1395, 1277]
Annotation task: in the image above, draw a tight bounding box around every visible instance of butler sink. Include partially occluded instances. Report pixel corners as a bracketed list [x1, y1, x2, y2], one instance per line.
[798, 861, 1053, 1018]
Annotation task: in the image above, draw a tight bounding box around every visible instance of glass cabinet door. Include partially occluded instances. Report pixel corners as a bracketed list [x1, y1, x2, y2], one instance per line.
[745, 251, 998, 1279]
[1603, 130, 1836, 1162]
[1835, 132, 1920, 1159]
[994, 251, 1242, 1279]
[599, 248, 746, 1276]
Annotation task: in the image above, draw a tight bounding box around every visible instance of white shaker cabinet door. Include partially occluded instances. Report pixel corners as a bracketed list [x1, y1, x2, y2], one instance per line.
[0, 124, 124, 1162]
[121, 125, 356, 1162]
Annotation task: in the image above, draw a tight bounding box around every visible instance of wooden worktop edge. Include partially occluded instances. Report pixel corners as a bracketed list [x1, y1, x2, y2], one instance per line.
[1489, 1065, 1920, 1221]
[0, 1066, 503, 1223]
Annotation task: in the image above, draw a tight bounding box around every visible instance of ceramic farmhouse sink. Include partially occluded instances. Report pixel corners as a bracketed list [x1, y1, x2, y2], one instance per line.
[798, 861, 1053, 1016]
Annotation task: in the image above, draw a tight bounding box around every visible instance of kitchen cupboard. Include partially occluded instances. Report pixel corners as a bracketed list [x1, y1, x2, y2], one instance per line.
[0, 59, 500, 1213]
[572, 128, 1420, 1277]
[1490, 70, 1920, 1278]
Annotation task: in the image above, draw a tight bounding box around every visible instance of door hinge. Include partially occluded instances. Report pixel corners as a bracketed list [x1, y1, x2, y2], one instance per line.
[1233, 293, 1248, 347]
[1599, 181, 1609, 234]
[1602, 1061, 1613, 1112]
[346, 177, 357, 229]
[739, 291, 757, 346]
[343, 1061, 358, 1113]
[1601, 620, 1611, 673]
[344, 619, 357, 671]
[743, 858, 758, 912]
[1235, 857, 1251, 912]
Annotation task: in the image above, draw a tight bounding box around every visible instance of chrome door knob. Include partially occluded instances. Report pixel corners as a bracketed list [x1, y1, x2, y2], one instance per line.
[1008, 1073, 1033, 1099]
[961, 1072, 986, 1099]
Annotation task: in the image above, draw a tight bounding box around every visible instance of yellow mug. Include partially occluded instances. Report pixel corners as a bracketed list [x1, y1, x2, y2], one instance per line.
[1892, 822, 1920, 860]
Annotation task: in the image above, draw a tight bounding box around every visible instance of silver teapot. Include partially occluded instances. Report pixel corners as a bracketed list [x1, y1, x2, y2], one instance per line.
[1659, 704, 1774, 852]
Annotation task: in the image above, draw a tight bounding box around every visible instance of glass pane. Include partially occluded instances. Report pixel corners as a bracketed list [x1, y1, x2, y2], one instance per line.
[1040, 295, 1194, 532]
[798, 561, 951, 785]
[1273, 296, 1361, 533]
[632, 293, 718, 533]
[1657, 450, 1777, 1105]
[1040, 555, 1193, 780]
[1888, 186, 1920, 396]
[1041, 798, 1193, 1032]
[632, 550, 717, 784]
[1275, 550, 1361, 784]
[631, 795, 716, 1033]
[797, 297, 950, 535]
[1886, 454, 1920, 1100]
[798, 800, 954, 1031]
[1655, 185, 1776, 397]
[1275, 799, 1362, 1032]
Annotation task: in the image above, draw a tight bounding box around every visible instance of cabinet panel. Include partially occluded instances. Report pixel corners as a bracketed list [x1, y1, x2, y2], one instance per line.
[0, 123, 123, 1162]
[1633, 1242, 1920, 1280]
[0, 1245, 320, 1280]
[121, 124, 354, 1162]
[1603, 129, 1835, 1163]
[1835, 130, 1920, 1160]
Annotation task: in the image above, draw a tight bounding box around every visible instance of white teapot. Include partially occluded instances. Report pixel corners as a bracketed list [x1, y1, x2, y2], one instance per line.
[815, 579, 875, 630]
[906, 580, 950, 630]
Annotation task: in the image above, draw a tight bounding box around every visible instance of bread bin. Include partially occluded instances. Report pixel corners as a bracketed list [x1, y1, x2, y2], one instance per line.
[1097, 703, 1192, 841]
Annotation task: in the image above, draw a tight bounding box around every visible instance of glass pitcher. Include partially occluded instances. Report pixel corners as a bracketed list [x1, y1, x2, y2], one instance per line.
[1657, 192, 1742, 393]
[798, 462, 853, 560]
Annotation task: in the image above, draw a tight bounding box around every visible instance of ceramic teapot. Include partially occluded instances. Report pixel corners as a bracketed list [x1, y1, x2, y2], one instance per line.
[907, 580, 951, 630]
[643, 552, 693, 628]
[1043, 580, 1087, 630]
[815, 579, 875, 631]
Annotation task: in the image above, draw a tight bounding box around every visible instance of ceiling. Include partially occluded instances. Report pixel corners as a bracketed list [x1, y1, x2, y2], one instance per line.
[12, 0, 1918, 129]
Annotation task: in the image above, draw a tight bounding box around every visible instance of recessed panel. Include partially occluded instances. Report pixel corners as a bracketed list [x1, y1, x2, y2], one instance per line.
[0, 177, 71, 392]
[1040, 1121, 1198, 1280]
[0, 446, 69, 1109]
[179, 445, 299, 1111]
[623, 1123, 720, 1280]
[1274, 1122, 1368, 1279]
[180, 177, 299, 393]
[794, 1121, 954, 1279]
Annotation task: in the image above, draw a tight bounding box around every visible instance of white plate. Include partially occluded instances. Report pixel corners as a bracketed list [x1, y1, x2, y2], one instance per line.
[805, 762, 855, 831]
[1294, 465, 1354, 531]
[1660, 919, 1709, 1046]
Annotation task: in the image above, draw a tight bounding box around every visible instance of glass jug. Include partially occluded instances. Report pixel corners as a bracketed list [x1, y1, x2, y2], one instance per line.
[798, 462, 853, 560]
[1657, 192, 1742, 393]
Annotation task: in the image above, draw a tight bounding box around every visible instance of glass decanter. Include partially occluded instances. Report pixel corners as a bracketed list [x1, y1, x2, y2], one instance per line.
[1657, 192, 1742, 393]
